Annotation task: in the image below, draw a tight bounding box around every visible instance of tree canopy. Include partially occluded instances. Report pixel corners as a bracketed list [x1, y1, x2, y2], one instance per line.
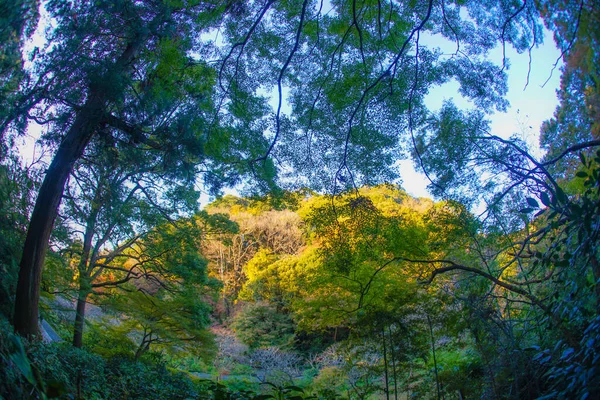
[1, 0, 599, 399]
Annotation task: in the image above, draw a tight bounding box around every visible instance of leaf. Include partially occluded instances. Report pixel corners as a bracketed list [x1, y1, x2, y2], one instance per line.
[519, 208, 534, 214]
[576, 171, 588, 178]
[540, 192, 551, 207]
[526, 197, 539, 208]
[556, 187, 568, 204]
[561, 347, 575, 360]
[9, 337, 35, 381]
[284, 385, 304, 393]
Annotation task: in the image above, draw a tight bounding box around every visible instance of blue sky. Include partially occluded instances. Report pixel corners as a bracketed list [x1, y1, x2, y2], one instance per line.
[401, 29, 563, 198]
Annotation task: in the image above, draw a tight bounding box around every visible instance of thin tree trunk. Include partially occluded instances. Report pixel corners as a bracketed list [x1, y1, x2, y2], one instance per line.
[388, 325, 398, 400]
[72, 183, 101, 348]
[73, 288, 90, 348]
[407, 365, 412, 399]
[382, 325, 390, 400]
[591, 257, 600, 308]
[427, 314, 442, 400]
[135, 329, 152, 361]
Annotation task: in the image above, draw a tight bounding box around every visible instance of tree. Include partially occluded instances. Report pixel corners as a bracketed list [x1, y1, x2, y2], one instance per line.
[6, 0, 273, 337]
[0, 0, 38, 138]
[202, 195, 305, 317]
[536, 0, 600, 195]
[4, 0, 561, 339]
[82, 215, 221, 361]
[408, 127, 600, 396]
[55, 137, 238, 347]
[55, 127, 222, 347]
[0, 154, 39, 319]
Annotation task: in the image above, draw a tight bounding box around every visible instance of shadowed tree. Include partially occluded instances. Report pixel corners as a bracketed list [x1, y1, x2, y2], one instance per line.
[6, 0, 274, 337]
[55, 135, 240, 347]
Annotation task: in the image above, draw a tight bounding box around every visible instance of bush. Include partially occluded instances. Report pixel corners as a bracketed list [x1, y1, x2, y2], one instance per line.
[232, 302, 295, 349]
[0, 321, 211, 399]
[32, 342, 107, 399]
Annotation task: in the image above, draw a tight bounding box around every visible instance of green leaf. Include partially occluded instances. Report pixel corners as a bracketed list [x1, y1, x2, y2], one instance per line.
[526, 197, 539, 208]
[556, 187, 568, 204]
[284, 386, 304, 393]
[576, 171, 588, 178]
[540, 192, 551, 207]
[519, 208, 534, 214]
[9, 340, 36, 387]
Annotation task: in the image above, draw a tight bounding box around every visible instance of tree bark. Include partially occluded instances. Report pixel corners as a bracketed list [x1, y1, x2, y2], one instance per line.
[72, 186, 100, 348]
[134, 329, 152, 361]
[13, 93, 106, 338]
[382, 325, 390, 400]
[388, 325, 398, 400]
[427, 313, 442, 400]
[73, 287, 91, 348]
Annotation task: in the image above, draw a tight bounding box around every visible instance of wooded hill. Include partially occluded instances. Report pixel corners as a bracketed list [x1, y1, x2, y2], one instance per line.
[3, 178, 600, 398]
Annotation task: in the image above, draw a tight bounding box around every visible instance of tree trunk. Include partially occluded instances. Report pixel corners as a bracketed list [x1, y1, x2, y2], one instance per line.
[13, 93, 106, 338]
[388, 325, 398, 400]
[427, 314, 442, 400]
[134, 329, 152, 361]
[72, 186, 100, 348]
[13, 32, 150, 338]
[73, 288, 90, 348]
[382, 325, 390, 400]
[591, 257, 600, 308]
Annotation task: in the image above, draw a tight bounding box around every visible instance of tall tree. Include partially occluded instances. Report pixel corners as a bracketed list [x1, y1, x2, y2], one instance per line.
[7, 0, 272, 337]
[539, 0, 600, 186]
[0, 0, 38, 141]
[53, 131, 242, 347]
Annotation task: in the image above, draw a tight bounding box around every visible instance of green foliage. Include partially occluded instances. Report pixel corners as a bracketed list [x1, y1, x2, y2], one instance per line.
[1, 2, 598, 398]
[232, 302, 296, 350]
[1, 320, 247, 400]
[0, 156, 38, 319]
[519, 150, 600, 398]
[433, 347, 484, 398]
[0, 0, 39, 138]
[539, 0, 599, 184]
[308, 367, 348, 399]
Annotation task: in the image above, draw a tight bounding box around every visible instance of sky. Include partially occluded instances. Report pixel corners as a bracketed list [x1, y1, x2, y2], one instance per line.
[400, 29, 563, 198]
[15, 6, 564, 205]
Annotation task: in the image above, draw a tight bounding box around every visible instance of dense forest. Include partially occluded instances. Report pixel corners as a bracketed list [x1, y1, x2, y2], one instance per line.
[0, 0, 599, 398]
